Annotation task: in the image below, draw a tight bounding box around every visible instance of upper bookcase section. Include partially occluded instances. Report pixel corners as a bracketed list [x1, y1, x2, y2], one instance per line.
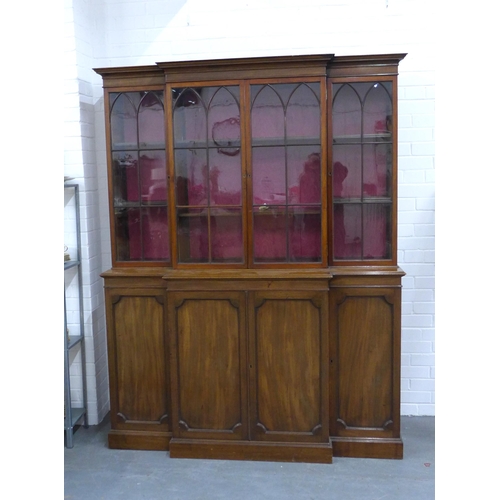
[94, 54, 406, 268]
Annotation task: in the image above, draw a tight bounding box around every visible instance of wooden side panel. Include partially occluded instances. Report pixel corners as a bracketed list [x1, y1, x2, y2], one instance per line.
[169, 292, 248, 440]
[249, 291, 329, 443]
[106, 289, 169, 432]
[330, 284, 403, 458]
[337, 295, 393, 429]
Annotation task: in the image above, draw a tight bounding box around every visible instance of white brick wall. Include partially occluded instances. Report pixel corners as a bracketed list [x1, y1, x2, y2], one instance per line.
[64, 0, 109, 425]
[65, 0, 437, 419]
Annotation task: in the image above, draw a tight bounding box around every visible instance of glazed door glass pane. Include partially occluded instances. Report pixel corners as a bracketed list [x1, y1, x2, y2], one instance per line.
[115, 207, 169, 261]
[173, 86, 243, 264]
[211, 208, 244, 263]
[138, 93, 166, 147]
[363, 203, 391, 259]
[109, 91, 169, 262]
[288, 146, 321, 205]
[333, 201, 391, 260]
[289, 206, 322, 262]
[332, 146, 360, 199]
[333, 203, 362, 260]
[331, 81, 393, 261]
[251, 82, 322, 263]
[177, 208, 209, 263]
[252, 147, 286, 205]
[175, 149, 208, 206]
[363, 143, 391, 198]
[253, 207, 287, 263]
[110, 93, 140, 149]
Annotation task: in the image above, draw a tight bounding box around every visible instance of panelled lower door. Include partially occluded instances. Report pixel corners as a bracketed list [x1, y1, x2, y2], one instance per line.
[168, 291, 248, 441]
[330, 284, 403, 458]
[248, 290, 329, 444]
[105, 288, 170, 433]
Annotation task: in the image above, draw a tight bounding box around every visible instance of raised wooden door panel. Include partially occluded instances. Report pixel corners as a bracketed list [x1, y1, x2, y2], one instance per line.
[330, 287, 401, 440]
[168, 291, 248, 441]
[105, 288, 169, 432]
[249, 290, 329, 443]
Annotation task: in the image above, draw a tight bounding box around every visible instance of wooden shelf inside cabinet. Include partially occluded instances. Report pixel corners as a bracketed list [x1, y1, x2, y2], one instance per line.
[333, 133, 392, 144]
[64, 182, 88, 448]
[252, 137, 321, 147]
[333, 197, 392, 204]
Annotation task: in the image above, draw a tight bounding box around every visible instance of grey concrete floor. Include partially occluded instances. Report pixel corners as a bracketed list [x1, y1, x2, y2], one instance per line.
[64, 415, 434, 500]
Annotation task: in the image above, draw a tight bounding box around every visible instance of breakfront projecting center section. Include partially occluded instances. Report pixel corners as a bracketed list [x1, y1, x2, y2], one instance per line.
[96, 53, 406, 463]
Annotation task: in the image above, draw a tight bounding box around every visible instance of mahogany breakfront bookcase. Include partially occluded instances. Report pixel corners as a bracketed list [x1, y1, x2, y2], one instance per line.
[94, 53, 407, 463]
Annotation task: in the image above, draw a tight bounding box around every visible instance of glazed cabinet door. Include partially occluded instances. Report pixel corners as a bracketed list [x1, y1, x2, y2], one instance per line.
[330, 78, 397, 265]
[248, 290, 330, 444]
[108, 90, 170, 264]
[330, 285, 403, 458]
[105, 287, 170, 447]
[249, 81, 326, 265]
[170, 85, 245, 266]
[168, 291, 248, 441]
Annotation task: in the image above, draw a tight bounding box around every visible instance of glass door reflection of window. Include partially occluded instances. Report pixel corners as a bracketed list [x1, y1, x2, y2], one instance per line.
[173, 86, 243, 264]
[332, 82, 393, 261]
[110, 91, 169, 262]
[251, 82, 322, 264]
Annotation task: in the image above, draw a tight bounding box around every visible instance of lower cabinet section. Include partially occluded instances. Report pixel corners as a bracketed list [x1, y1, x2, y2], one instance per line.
[102, 267, 404, 461]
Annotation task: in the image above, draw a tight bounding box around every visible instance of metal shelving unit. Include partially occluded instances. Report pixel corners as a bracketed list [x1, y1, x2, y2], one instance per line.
[64, 182, 88, 448]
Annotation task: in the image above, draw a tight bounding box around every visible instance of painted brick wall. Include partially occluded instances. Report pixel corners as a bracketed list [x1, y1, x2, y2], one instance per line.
[66, 0, 436, 420]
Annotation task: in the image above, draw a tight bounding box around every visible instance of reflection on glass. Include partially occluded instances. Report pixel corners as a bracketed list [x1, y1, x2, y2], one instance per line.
[251, 85, 285, 141]
[251, 83, 320, 143]
[286, 84, 320, 139]
[140, 151, 167, 203]
[289, 206, 321, 262]
[363, 83, 392, 137]
[208, 149, 242, 206]
[363, 204, 390, 259]
[292, 149, 321, 204]
[363, 143, 391, 198]
[142, 207, 170, 260]
[114, 207, 169, 261]
[209, 87, 241, 154]
[332, 82, 392, 140]
[113, 151, 139, 204]
[175, 149, 208, 206]
[173, 88, 206, 147]
[110, 93, 139, 149]
[115, 208, 140, 261]
[333, 204, 362, 260]
[332, 146, 361, 199]
[253, 207, 287, 263]
[138, 93, 165, 147]
[211, 209, 243, 263]
[252, 147, 286, 204]
[332, 84, 362, 139]
[333, 203, 391, 260]
[177, 208, 209, 263]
